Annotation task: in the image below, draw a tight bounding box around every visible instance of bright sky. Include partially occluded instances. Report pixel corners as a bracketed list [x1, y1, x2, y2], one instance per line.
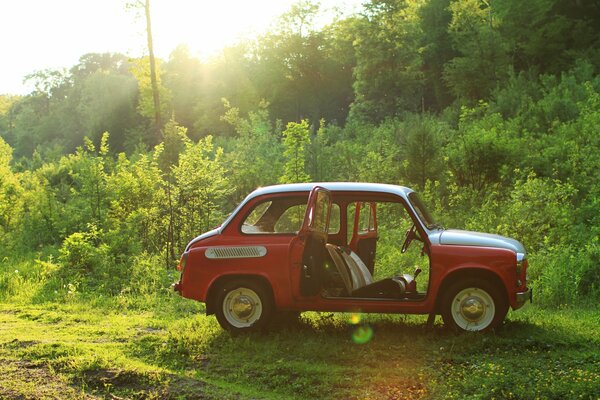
[0, 0, 361, 95]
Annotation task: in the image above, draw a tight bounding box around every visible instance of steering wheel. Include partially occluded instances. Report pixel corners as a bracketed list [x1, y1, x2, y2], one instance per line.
[401, 225, 417, 253]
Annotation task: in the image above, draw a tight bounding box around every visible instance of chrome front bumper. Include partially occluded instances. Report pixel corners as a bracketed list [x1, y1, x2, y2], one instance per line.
[515, 288, 532, 309]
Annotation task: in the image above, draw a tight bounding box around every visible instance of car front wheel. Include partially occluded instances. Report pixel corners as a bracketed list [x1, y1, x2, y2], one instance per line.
[215, 279, 273, 333]
[441, 278, 508, 332]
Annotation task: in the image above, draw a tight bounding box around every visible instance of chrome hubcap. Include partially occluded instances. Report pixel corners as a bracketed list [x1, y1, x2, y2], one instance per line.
[451, 287, 495, 331]
[231, 295, 254, 319]
[223, 288, 262, 328]
[460, 297, 485, 321]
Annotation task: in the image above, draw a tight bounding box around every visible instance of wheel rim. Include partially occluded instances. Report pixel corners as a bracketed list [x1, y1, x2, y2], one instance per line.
[222, 287, 262, 328]
[451, 287, 495, 331]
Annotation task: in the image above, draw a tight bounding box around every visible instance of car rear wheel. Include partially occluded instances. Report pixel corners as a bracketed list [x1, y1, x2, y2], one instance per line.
[441, 278, 508, 332]
[215, 279, 273, 333]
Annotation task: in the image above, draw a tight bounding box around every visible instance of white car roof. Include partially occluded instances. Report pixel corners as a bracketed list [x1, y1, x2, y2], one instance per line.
[220, 182, 415, 231]
[249, 182, 414, 198]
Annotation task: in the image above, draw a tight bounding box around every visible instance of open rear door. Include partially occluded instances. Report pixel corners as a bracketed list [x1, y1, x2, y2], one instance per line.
[298, 186, 332, 296]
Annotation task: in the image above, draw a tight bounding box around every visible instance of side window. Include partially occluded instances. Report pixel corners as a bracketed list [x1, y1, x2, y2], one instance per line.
[275, 204, 305, 233]
[347, 202, 357, 244]
[357, 203, 371, 233]
[274, 203, 340, 233]
[328, 204, 340, 234]
[347, 202, 376, 242]
[241, 196, 340, 235]
[241, 201, 272, 233]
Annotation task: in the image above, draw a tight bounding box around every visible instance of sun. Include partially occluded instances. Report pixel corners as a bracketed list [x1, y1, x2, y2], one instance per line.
[150, 0, 296, 59]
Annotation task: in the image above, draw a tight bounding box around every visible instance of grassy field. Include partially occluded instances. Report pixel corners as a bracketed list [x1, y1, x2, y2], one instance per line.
[0, 289, 599, 400]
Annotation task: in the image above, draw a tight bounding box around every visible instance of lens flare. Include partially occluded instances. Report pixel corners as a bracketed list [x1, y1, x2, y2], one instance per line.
[352, 324, 373, 344]
[349, 313, 361, 324]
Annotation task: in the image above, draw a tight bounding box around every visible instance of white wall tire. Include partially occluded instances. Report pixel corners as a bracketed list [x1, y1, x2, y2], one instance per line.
[441, 278, 508, 333]
[215, 279, 273, 333]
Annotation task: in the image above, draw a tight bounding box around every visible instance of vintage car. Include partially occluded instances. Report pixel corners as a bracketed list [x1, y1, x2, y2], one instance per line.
[173, 183, 531, 333]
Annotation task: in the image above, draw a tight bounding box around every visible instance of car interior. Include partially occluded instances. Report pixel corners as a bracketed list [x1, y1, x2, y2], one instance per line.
[241, 194, 429, 301]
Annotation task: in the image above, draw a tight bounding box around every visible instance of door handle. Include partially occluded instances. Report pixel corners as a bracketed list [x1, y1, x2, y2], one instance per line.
[302, 265, 312, 278]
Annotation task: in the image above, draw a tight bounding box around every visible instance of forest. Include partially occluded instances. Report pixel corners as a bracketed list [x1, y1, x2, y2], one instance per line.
[0, 0, 599, 398]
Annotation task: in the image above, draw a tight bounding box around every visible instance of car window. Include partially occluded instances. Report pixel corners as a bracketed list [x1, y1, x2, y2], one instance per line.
[348, 202, 375, 235]
[328, 204, 340, 234]
[274, 204, 305, 233]
[242, 198, 340, 235]
[358, 202, 375, 233]
[241, 201, 272, 233]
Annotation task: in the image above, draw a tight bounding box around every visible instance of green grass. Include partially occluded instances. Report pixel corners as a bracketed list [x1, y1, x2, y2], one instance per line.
[0, 300, 599, 399]
[0, 254, 599, 399]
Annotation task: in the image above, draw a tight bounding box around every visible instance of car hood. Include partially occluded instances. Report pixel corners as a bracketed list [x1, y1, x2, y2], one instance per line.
[429, 229, 526, 254]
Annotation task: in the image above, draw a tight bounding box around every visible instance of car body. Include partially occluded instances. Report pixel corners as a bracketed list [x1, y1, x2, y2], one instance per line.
[173, 182, 531, 333]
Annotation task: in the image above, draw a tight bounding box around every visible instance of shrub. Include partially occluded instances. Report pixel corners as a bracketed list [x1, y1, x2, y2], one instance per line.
[128, 252, 170, 296]
[57, 225, 128, 295]
[528, 244, 600, 307]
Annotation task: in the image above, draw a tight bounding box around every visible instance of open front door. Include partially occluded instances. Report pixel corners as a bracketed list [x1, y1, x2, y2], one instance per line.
[298, 186, 332, 296]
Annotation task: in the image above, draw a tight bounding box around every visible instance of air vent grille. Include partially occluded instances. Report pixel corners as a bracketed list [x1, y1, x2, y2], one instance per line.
[205, 246, 267, 259]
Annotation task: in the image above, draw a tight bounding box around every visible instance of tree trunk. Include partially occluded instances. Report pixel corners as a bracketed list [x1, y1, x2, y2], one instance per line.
[145, 0, 162, 141]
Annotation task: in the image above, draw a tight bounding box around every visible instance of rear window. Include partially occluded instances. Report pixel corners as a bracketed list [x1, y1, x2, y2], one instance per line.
[241, 197, 339, 234]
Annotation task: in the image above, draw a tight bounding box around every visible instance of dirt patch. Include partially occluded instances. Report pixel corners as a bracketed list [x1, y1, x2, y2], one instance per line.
[78, 368, 212, 399]
[374, 382, 428, 400]
[0, 358, 97, 400]
[1, 339, 42, 349]
[0, 359, 215, 400]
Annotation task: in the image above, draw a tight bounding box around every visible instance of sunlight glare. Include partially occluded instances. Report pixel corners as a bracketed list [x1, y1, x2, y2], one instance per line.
[352, 324, 373, 344]
[151, 0, 295, 60]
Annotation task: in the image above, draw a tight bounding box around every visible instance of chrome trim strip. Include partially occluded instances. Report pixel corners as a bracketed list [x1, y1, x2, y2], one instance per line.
[205, 246, 267, 259]
[517, 252, 526, 263]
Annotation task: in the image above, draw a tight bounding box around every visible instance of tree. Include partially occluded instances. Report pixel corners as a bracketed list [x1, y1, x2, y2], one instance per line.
[127, 0, 163, 140]
[396, 114, 446, 189]
[129, 56, 172, 139]
[162, 45, 205, 136]
[418, 0, 456, 110]
[0, 137, 22, 238]
[252, 1, 355, 126]
[221, 99, 283, 201]
[350, 0, 425, 122]
[280, 120, 311, 183]
[173, 135, 232, 248]
[443, 0, 509, 100]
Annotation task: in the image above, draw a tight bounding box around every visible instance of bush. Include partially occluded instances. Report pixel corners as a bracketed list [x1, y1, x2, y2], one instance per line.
[528, 244, 600, 307]
[128, 252, 170, 296]
[57, 225, 128, 295]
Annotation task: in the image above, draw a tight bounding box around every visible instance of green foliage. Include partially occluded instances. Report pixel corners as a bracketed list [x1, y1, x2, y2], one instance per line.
[0, 0, 599, 309]
[528, 244, 600, 308]
[465, 172, 577, 252]
[128, 252, 171, 296]
[129, 56, 172, 128]
[351, 0, 425, 121]
[0, 137, 22, 240]
[280, 120, 311, 184]
[173, 133, 232, 240]
[58, 225, 109, 275]
[443, 0, 509, 100]
[446, 104, 516, 192]
[221, 100, 283, 200]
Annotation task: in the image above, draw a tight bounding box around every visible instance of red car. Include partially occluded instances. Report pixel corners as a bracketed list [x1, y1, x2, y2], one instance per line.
[173, 183, 531, 333]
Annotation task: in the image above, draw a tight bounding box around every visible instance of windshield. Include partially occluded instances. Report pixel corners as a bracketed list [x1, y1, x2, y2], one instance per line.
[408, 192, 439, 230]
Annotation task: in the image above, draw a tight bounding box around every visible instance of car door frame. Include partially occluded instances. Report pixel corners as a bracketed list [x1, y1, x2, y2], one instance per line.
[295, 186, 332, 298]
